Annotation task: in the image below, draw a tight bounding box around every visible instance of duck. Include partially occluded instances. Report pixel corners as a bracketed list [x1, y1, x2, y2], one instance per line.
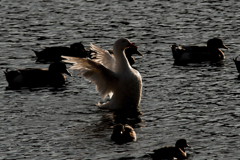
[33, 42, 90, 62]
[111, 123, 136, 144]
[233, 56, 240, 78]
[151, 139, 189, 160]
[62, 38, 142, 111]
[4, 61, 71, 89]
[171, 38, 228, 65]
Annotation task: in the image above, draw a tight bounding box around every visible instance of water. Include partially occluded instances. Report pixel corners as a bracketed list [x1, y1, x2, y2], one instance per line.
[1, 0, 240, 159]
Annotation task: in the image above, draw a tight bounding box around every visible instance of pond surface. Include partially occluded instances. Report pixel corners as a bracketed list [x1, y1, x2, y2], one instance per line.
[1, 0, 240, 159]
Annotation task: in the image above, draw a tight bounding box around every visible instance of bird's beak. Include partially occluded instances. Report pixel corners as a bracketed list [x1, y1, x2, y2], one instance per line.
[222, 44, 229, 50]
[128, 42, 138, 49]
[65, 69, 72, 76]
[136, 50, 143, 56]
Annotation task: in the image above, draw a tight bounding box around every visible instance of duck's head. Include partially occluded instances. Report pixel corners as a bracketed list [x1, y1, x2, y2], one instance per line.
[207, 38, 228, 50]
[113, 124, 125, 134]
[123, 125, 134, 133]
[125, 47, 143, 57]
[175, 139, 189, 149]
[113, 38, 138, 54]
[49, 61, 72, 76]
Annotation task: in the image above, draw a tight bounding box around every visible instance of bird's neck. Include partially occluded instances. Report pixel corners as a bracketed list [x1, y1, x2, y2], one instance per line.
[179, 147, 185, 152]
[114, 49, 131, 73]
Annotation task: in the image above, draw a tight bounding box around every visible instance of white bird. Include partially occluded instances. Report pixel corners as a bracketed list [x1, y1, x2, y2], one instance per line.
[62, 38, 142, 111]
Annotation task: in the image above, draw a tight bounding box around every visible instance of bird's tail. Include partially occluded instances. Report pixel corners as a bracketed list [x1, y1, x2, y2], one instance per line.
[32, 49, 40, 57]
[170, 44, 182, 60]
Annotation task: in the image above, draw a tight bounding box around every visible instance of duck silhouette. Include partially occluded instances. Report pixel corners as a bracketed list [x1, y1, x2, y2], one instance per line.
[33, 42, 89, 62]
[233, 56, 240, 79]
[4, 61, 71, 89]
[63, 38, 142, 111]
[111, 123, 136, 144]
[171, 38, 228, 65]
[151, 139, 189, 160]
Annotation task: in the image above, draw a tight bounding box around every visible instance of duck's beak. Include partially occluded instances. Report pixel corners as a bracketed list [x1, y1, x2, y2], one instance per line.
[222, 43, 229, 50]
[233, 56, 239, 62]
[128, 42, 138, 49]
[136, 50, 143, 56]
[128, 43, 143, 56]
[65, 69, 72, 76]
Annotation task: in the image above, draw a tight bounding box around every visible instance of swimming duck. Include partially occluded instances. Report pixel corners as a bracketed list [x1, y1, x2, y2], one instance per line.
[233, 56, 240, 78]
[63, 38, 142, 111]
[171, 38, 228, 65]
[4, 61, 71, 89]
[33, 42, 90, 62]
[151, 139, 189, 160]
[111, 123, 136, 144]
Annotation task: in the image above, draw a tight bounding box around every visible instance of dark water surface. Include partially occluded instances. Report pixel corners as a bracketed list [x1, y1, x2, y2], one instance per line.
[1, 0, 240, 159]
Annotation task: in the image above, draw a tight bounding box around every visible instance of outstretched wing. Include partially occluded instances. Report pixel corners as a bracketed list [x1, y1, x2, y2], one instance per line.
[62, 56, 118, 99]
[90, 43, 116, 71]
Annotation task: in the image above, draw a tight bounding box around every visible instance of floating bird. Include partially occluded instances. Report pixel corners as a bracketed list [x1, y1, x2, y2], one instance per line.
[151, 139, 189, 160]
[4, 61, 71, 89]
[33, 42, 89, 62]
[63, 38, 142, 111]
[111, 123, 136, 144]
[170, 38, 228, 65]
[233, 56, 240, 79]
